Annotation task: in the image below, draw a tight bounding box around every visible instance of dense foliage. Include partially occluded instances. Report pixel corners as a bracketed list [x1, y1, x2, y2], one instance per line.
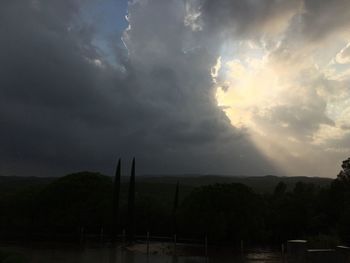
[1, 163, 350, 246]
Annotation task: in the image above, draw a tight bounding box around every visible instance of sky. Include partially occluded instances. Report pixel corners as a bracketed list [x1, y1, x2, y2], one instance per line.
[1, 0, 350, 178]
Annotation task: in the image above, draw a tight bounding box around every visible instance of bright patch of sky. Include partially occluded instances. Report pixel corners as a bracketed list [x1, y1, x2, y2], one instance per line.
[214, 32, 350, 176]
[79, 0, 128, 66]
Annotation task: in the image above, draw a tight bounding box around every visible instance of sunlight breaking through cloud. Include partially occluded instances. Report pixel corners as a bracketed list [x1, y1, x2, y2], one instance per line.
[213, 30, 350, 176]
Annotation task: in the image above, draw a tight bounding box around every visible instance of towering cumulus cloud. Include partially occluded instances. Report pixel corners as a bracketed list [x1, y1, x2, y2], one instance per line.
[0, 0, 276, 176]
[204, 0, 350, 176]
[1, 0, 350, 177]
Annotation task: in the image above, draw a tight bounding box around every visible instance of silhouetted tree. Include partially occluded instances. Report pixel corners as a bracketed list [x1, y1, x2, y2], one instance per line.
[330, 157, 350, 242]
[179, 183, 264, 243]
[111, 158, 121, 242]
[273, 181, 287, 197]
[127, 158, 136, 243]
[1, 168, 344, 245]
[337, 157, 350, 183]
[36, 172, 112, 234]
[172, 181, 179, 234]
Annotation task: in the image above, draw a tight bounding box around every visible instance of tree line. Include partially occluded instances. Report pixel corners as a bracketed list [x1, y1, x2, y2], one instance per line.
[1, 158, 350, 247]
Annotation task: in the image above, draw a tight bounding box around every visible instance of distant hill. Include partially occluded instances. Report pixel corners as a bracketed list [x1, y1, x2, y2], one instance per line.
[135, 175, 333, 193]
[0, 175, 55, 195]
[0, 174, 333, 195]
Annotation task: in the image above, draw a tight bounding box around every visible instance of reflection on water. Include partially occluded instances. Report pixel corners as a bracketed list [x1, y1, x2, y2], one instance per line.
[0, 243, 283, 263]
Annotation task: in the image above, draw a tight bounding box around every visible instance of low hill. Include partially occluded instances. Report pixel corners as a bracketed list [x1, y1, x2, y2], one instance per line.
[136, 175, 333, 193]
[0, 174, 333, 195]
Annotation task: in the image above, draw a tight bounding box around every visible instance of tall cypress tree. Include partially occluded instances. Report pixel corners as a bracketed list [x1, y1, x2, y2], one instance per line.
[127, 157, 136, 243]
[172, 181, 179, 235]
[112, 158, 121, 242]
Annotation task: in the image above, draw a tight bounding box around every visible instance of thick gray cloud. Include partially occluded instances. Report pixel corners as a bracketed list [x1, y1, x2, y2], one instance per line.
[196, 0, 301, 39]
[301, 0, 350, 41]
[3, 0, 350, 178]
[0, 0, 278, 176]
[193, 0, 350, 43]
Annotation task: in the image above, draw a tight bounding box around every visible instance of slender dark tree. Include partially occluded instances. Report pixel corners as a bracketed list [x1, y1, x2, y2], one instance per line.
[172, 181, 179, 234]
[127, 157, 136, 243]
[112, 158, 121, 242]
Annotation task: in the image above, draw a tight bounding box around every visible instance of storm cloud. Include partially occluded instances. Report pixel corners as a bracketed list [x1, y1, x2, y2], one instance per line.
[1, 0, 350, 177]
[0, 0, 277, 176]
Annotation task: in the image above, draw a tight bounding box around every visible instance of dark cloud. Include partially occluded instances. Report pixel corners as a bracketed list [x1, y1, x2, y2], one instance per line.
[301, 0, 350, 41]
[190, 0, 301, 41]
[0, 0, 277, 176]
[195, 0, 350, 43]
[254, 102, 334, 140]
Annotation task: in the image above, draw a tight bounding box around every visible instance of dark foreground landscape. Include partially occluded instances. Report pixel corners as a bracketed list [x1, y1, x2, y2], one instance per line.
[1, 241, 286, 263]
[1, 158, 350, 262]
[0, 172, 336, 244]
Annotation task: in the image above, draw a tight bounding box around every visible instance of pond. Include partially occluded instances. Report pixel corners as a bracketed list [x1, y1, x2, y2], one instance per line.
[0, 242, 283, 263]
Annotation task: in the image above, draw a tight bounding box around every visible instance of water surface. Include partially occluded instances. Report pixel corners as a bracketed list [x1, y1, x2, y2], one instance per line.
[0, 242, 283, 263]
